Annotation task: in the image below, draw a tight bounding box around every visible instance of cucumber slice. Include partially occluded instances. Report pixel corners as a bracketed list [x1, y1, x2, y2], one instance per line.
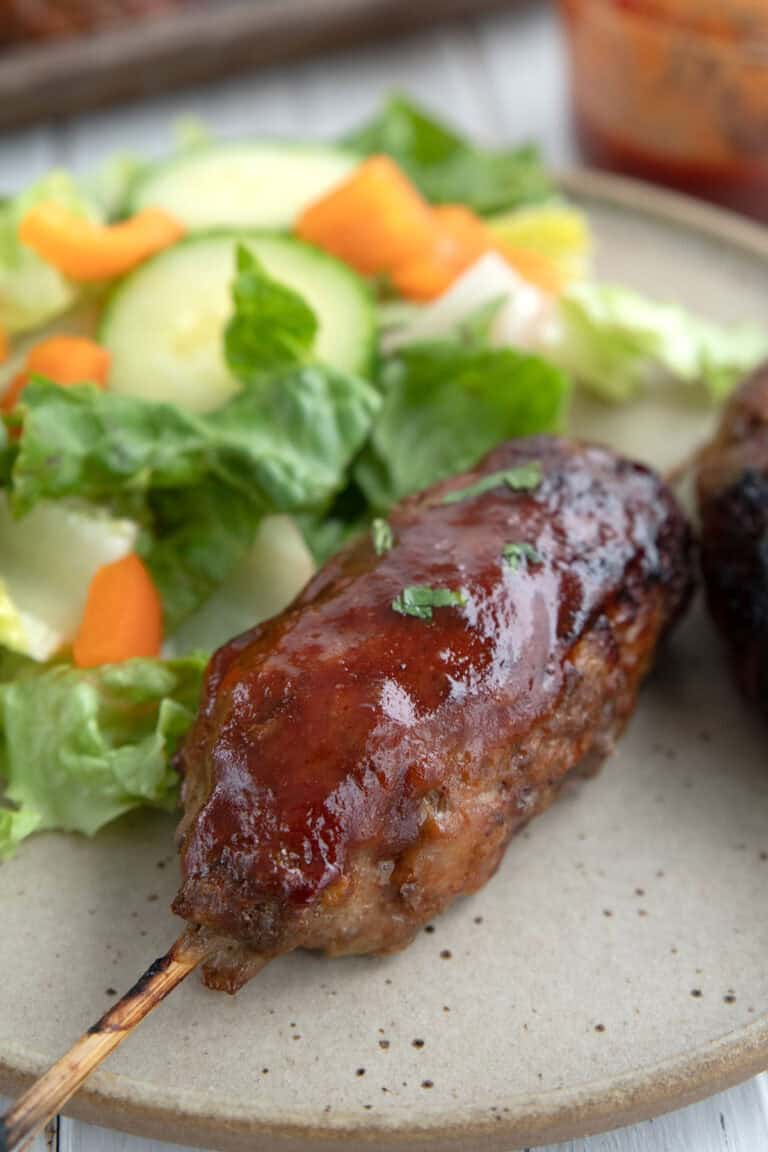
[101, 231, 375, 414]
[130, 143, 358, 231]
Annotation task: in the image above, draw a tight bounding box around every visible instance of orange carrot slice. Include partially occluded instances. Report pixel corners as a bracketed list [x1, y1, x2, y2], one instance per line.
[392, 204, 493, 300]
[19, 204, 185, 282]
[73, 553, 163, 668]
[1, 335, 110, 413]
[390, 253, 460, 301]
[0, 325, 8, 364]
[296, 155, 439, 276]
[432, 205, 492, 263]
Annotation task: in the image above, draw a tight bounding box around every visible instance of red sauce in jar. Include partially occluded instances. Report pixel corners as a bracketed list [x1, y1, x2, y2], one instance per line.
[559, 0, 768, 222]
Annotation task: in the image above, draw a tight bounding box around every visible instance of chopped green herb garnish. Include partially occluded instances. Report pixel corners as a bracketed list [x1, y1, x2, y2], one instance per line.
[502, 542, 543, 570]
[441, 463, 541, 506]
[372, 517, 394, 555]
[392, 585, 467, 621]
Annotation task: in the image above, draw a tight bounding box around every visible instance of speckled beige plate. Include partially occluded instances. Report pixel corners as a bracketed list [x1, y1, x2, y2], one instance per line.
[2, 172, 768, 1152]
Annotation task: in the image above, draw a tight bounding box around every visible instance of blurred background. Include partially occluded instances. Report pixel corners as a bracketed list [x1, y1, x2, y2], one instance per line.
[0, 0, 765, 220]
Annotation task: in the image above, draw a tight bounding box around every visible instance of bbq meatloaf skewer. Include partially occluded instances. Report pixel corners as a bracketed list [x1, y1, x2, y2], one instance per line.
[0, 435, 693, 1151]
[177, 436, 693, 991]
[697, 362, 768, 715]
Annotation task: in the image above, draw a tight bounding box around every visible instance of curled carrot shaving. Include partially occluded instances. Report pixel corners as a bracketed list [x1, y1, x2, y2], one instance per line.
[73, 553, 163, 668]
[1, 335, 109, 414]
[19, 204, 185, 282]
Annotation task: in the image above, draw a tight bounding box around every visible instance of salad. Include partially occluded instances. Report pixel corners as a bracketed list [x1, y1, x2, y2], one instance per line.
[0, 96, 765, 860]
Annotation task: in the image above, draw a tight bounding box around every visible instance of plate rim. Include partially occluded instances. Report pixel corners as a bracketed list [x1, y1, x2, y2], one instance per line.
[2, 166, 767, 1151]
[3, 1014, 768, 1150]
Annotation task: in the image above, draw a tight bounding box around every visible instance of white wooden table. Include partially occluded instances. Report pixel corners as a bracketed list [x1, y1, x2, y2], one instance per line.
[0, 4, 765, 1149]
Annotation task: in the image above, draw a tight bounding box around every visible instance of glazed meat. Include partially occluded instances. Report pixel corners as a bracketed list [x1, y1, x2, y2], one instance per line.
[697, 361, 768, 712]
[174, 437, 693, 991]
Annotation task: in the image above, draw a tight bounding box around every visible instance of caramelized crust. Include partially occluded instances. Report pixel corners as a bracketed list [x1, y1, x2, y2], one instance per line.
[174, 437, 693, 991]
[697, 361, 768, 711]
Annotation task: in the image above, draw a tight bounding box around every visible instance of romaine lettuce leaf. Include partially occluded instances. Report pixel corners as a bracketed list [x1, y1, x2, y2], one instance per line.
[3, 242, 379, 633]
[382, 259, 767, 405]
[225, 245, 318, 378]
[554, 282, 768, 402]
[0, 654, 204, 859]
[0, 171, 99, 335]
[355, 342, 570, 509]
[143, 482, 258, 634]
[344, 95, 552, 213]
[10, 366, 380, 516]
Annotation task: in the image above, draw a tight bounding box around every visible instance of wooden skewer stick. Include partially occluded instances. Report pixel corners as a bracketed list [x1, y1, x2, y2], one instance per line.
[0, 932, 206, 1152]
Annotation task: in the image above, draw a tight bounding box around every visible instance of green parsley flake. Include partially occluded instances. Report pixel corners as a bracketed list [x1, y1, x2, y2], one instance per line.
[372, 517, 394, 555]
[502, 542, 543, 570]
[391, 585, 467, 621]
[441, 463, 541, 506]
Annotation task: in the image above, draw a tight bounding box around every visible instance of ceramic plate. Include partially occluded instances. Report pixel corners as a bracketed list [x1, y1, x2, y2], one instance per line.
[2, 171, 768, 1151]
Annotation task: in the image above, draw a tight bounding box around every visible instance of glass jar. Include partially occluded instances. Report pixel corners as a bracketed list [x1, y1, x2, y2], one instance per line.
[559, 0, 768, 221]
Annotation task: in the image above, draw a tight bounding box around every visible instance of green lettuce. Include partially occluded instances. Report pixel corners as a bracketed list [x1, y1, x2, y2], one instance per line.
[225, 245, 318, 378]
[9, 239, 378, 520]
[554, 282, 768, 402]
[143, 483, 258, 634]
[0, 655, 205, 859]
[7, 367, 376, 627]
[345, 95, 552, 213]
[0, 171, 100, 335]
[10, 366, 379, 516]
[355, 343, 569, 509]
[3, 243, 379, 630]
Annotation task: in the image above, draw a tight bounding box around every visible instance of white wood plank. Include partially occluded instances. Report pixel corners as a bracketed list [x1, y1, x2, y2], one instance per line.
[0, 126, 59, 195]
[54, 1075, 768, 1151]
[476, 3, 576, 165]
[0, 1096, 57, 1151]
[57, 9, 563, 175]
[0, 6, 570, 184]
[59, 1117, 211, 1152]
[61, 25, 477, 166]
